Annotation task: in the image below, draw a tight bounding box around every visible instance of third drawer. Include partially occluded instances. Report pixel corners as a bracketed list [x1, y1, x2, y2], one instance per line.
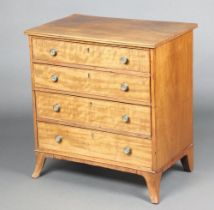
[36, 91, 151, 137]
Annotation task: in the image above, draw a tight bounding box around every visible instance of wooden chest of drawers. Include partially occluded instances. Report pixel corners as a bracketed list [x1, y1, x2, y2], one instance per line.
[25, 14, 197, 203]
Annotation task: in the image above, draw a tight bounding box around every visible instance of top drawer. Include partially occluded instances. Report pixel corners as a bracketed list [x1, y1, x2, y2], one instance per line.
[32, 38, 150, 73]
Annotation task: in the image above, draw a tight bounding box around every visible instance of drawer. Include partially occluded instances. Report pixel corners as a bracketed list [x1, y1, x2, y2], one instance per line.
[32, 38, 150, 73]
[36, 92, 151, 137]
[34, 64, 150, 104]
[37, 122, 152, 169]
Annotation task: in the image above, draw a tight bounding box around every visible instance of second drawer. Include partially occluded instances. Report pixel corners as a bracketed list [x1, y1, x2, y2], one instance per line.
[34, 64, 150, 104]
[36, 92, 151, 137]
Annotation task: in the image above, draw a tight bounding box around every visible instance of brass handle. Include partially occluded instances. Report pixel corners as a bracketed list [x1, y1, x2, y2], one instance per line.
[123, 147, 132, 155]
[120, 56, 129, 64]
[120, 83, 129, 92]
[53, 104, 61, 112]
[122, 114, 129, 123]
[50, 48, 57, 57]
[51, 74, 58, 82]
[55, 135, 63, 143]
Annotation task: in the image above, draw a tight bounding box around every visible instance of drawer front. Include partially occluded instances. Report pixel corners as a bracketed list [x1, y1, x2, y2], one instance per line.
[36, 92, 151, 137]
[38, 122, 152, 169]
[32, 38, 150, 73]
[34, 64, 150, 104]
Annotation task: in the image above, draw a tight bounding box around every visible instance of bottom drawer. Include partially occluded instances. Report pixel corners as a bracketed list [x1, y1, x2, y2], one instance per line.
[37, 122, 152, 170]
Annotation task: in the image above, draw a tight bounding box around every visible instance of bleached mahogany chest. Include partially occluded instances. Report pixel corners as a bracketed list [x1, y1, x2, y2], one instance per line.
[25, 14, 197, 203]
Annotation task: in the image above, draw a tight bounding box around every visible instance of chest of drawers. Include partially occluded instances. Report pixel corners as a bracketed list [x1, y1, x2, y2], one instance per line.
[25, 14, 197, 203]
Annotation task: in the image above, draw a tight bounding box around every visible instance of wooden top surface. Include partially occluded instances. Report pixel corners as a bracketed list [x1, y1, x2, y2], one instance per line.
[25, 14, 197, 48]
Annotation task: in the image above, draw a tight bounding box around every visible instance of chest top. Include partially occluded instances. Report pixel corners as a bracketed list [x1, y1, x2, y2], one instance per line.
[25, 14, 197, 48]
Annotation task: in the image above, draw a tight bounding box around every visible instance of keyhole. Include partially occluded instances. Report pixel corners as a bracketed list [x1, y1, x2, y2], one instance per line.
[87, 48, 90, 53]
[87, 73, 90, 79]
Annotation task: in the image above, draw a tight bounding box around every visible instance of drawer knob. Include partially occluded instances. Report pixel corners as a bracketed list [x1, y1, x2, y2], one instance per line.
[120, 83, 129, 92]
[51, 74, 58, 82]
[50, 48, 57, 57]
[122, 114, 129, 123]
[123, 147, 132, 155]
[55, 135, 63, 143]
[120, 56, 129, 64]
[53, 104, 61, 112]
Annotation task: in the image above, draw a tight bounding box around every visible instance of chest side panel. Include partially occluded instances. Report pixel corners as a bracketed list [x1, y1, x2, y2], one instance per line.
[152, 32, 193, 171]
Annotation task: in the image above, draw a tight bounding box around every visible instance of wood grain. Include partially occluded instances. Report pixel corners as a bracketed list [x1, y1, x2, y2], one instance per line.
[37, 122, 152, 170]
[152, 32, 193, 170]
[32, 38, 150, 72]
[34, 63, 150, 104]
[25, 14, 197, 48]
[35, 91, 151, 137]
